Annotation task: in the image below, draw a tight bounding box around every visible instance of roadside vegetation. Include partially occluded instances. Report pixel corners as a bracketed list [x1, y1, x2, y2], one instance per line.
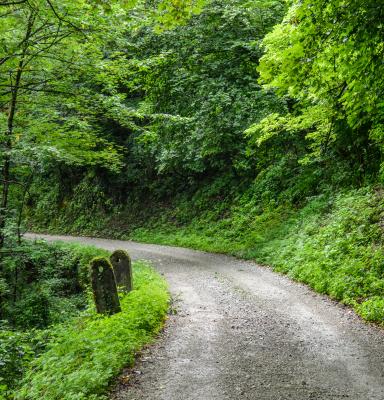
[0, 240, 169, 399]
[132, 187, 384, 324]
[16, 261, 168, 400]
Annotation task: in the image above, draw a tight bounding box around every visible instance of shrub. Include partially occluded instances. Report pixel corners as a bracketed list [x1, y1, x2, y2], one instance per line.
[16, 261, 169, 400]
[1, 241, 109, 329]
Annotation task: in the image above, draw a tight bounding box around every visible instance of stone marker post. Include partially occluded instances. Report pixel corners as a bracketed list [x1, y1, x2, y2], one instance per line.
[90, 257, 121, 315]
[110, 249, 133, 293]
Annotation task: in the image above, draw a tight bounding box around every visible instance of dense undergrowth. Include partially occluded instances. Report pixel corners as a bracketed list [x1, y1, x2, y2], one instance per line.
[0, 241, 169, 399]
[16, 261, 168, 400]
[28, 179, 384, 325]
[1, 241, 109, 330]
[0, 240, 107, 397]
[133, 187, 384, 324]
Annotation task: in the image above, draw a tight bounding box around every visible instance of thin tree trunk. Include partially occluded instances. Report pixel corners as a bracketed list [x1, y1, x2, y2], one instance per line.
[0, 12, 35, 248]
[17, 171, 34, 245]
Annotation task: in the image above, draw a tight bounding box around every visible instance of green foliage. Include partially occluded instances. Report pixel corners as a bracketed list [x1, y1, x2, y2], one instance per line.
[152, 0, 208, 29]
[253, 189, 384, 312]
[129, 0, 286, 175]
[256, 0, 383, 175]
[16, 261, 169, 400]
[129, 187, 384, 324]
[0, 240, 108, 329]
[25, 0, 289, 242]
[0, 0, 210, 252]
[0, 327, 50, 399]
[0, 0, 127, 171]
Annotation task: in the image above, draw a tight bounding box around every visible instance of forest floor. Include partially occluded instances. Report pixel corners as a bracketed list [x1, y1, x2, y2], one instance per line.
[27, 234, 384, 400]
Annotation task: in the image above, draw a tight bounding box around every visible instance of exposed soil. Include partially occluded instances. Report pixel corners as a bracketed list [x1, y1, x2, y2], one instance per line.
[27, 234, 384, 400]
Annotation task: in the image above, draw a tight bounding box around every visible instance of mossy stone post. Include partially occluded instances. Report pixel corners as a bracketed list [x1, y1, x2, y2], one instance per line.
[110, 249, 133, 293]
[90, 257, 121, 315]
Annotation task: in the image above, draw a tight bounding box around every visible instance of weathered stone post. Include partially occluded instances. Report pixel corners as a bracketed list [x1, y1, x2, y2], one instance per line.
[110, 249, 133, 293]
[90, 257, 121, 315]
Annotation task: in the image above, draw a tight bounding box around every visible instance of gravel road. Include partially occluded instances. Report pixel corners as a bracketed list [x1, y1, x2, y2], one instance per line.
[27, 234, 384, 400]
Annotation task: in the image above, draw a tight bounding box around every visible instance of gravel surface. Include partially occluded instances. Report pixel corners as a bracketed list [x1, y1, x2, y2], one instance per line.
[27, 234, 384, 400]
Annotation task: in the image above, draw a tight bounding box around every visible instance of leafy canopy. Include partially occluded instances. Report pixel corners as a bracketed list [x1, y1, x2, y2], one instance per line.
[253, 0, 383, 171]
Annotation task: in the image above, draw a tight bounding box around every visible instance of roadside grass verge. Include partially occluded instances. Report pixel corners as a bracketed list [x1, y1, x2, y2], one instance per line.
[15, 261, 169, 400]
[130, 188, 384, 325]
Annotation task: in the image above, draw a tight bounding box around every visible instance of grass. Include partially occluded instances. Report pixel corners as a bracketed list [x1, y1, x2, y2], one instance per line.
[15, 261, 169, 400]
[129, 188, 384, 325]
[0, 241, 114, 399]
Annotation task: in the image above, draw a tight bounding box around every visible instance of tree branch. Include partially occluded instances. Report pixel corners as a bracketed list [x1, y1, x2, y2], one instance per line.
[45, 0, 87, 37]
[0, 0, 28, 6]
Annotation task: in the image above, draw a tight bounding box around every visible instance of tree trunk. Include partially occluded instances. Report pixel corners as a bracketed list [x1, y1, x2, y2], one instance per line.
[0, 12, 35, 248]
[17, 171, 34, 245]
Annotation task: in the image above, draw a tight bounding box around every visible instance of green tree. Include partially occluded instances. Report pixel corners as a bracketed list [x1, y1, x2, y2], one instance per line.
[0, 0, 211, 247]
[254, 0, 383, 179]
[0, 0, 126, 247]
[119, 0, 286, 178]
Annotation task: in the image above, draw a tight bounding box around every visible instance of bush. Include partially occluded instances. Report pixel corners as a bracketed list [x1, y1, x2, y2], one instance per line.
[130, 187, 384, 325]
[0, 241, 109, 329]
[15, 261, 169, 400]
[0, 327, 51, 399]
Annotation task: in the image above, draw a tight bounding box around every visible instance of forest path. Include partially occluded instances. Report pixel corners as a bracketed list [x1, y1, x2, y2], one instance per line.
[27, 234, 384, 400]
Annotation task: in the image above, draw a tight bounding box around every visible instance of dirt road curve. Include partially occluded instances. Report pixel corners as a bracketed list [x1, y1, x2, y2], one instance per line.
[27, 234, 384, 400]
